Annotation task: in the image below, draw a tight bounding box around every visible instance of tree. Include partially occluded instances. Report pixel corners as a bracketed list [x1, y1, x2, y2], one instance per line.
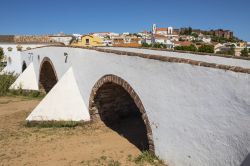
[241, 48, 249, 57]
[188, 27, 192, 35]
[191, 32, 198, 38]
[0, 47, 4, 61]
[217, 48, 235, 56]
[175, 44, 197, 52]
[179, 37, 185, 41]
[198, 45, 214, 53]
[152, 43, 166, 48]
[142, 42, 150, 47]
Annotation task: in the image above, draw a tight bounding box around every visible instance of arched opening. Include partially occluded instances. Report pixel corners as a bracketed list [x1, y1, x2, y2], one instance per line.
[89, 75, 154, 152]
[39, 57, 58, 93]
[22, 61, 27, 72]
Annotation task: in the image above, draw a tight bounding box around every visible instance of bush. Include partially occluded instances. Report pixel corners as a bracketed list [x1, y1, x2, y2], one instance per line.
[216, 48, 235, 56]
[16, 45, 22, 51]
[0, 73, 44, 98]
[191, 32, 198, 38]
[142, 42, 166, 49]
[8, 89, 44, 98]
[0, 73, 17, 96]
[142, 42, 151, 47]
[134, 151, 164, 165]
[198, 45, 214, 53]
[0, 47, 4, 61]
[175, 44, 197, 52]
[241, 48, 249, 57]
[25, 120, 80, 128]
[7, 47, 13, 52]
[152, 43, 166, 48]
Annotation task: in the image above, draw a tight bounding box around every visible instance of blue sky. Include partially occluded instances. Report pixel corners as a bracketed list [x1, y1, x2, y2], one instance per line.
[0, 0, 249, 41]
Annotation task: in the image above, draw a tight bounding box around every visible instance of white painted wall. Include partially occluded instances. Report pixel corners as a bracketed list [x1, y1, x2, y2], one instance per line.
[9, 47, 250, 166]
[0, 43, 48, 74]
[49, 36, 73, 45]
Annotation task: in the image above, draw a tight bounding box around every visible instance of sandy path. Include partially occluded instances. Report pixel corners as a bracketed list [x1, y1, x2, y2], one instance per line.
[0, 96, 150, 166]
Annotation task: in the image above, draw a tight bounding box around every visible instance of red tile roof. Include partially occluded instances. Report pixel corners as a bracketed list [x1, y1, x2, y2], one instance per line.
[154, 34, 167, 39]
[156, 28, 168, 31]
[173, 41, 193, 46]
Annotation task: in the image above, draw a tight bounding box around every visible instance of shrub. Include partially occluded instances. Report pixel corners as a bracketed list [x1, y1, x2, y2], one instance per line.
[16, 45, 22, 51]
[175, 44, 197, 52]
[216, 48, 235, 56]
[8, 88, 45, 98]
[134, 151, 164, 166]
[141, 42, 151, 47]
[0, 73, 44, 98]
[241, 48, 249, 57]
[25, 121, 81, 128]
[198, 45, 214, 53]
[0, 73, 17, 96]
[152, 43, 166, 48]
[0, 47, 4, 61]
[7, 47, 13, 52]
[191, 32, 198, 38]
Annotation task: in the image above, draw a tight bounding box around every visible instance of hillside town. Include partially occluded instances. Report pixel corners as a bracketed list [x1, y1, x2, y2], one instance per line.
[0, 24, 250, 66]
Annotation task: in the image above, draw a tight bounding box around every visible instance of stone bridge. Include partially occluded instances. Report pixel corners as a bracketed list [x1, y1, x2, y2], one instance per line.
[7, 46, 250, 166]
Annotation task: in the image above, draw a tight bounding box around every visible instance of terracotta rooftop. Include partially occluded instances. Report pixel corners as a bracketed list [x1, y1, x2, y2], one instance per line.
[154, 34, 167, 39]
[173, 41, 193, 46]
[156, 28, 168, 31]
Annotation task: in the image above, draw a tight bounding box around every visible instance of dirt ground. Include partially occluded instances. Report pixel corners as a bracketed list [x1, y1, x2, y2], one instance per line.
[0, 96, 162, 166]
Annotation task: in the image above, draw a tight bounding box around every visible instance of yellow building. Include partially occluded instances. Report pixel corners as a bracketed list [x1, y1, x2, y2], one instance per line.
[238, 42, 247, 48]
[73, 35, 103, 47]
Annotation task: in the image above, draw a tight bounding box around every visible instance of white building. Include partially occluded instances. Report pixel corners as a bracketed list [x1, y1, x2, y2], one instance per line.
[49, 35, 73, 45]
[72, 34, 82, 41]
[198, 34, 212, 43]
[247, 42, 250, 49]
[152, 24, 173, 36]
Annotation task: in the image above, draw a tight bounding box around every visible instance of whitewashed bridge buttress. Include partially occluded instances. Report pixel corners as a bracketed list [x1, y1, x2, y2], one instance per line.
[7, 46, 250, 166]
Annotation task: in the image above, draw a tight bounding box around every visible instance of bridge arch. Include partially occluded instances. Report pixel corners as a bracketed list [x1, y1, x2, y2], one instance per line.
[22, 61, 27, 72]
[89, 74, 154, 152]
[39, 57, 58, 93]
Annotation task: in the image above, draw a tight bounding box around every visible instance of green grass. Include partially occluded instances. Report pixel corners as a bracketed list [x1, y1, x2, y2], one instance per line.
[134, 151, 165, 166]
[25, 120, 88, 128]
[108, 160, 121, 166]
[0, 73, 17, 96]
[0, 72, 45, 99]
[7, 89, 45, 99]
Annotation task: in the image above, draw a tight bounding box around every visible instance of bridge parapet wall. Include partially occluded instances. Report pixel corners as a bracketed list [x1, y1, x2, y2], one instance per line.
[13, 46, 250, 166]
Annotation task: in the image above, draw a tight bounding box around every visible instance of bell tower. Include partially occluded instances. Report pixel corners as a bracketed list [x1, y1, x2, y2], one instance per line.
[152, 24, 157, 34]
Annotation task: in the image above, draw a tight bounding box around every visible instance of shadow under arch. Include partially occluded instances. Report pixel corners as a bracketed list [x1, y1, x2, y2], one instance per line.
[22, 61, 27, 72]
[39, 57, 58, 93]
[89, 74, 155, 152]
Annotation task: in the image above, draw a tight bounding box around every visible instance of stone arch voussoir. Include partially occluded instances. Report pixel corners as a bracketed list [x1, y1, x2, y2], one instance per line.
[89, 74, 155, 152]
[39, 57, 58, 93]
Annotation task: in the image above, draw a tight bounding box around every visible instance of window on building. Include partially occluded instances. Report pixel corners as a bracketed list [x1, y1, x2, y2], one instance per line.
[86, 39, 90, 45]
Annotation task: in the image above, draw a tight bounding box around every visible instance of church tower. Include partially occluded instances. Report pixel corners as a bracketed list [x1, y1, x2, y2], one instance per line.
[152, 24, 157, 34]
